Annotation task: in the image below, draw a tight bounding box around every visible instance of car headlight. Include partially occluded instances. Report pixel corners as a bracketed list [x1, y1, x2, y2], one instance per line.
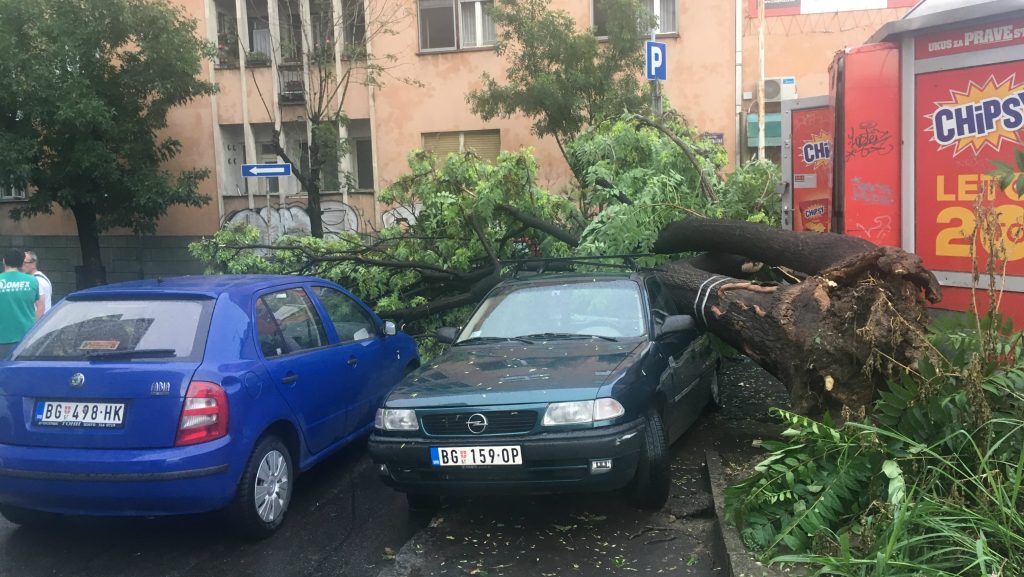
[375, 408, 419, 431]
[594, 398, 626, 420]
[543, 398, 625, 426]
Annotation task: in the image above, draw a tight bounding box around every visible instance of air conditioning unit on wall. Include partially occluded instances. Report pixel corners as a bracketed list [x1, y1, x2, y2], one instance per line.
[764, 76, 797, 102]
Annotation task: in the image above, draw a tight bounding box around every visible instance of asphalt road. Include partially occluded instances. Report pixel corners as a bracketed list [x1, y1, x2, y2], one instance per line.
[0, 358, 787, 577]
[0, 441, 427, 577]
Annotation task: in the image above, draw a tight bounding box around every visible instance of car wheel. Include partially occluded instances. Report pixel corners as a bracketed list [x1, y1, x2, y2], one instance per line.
[706, 369, 722, 412]
[627, 407, 671, 510]
[405, 492, 441, 513]
[0, 504, 59, 528]
[226, 435, 293, 540]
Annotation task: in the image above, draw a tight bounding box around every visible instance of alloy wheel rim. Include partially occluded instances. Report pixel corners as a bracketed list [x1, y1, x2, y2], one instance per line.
[254, 449, 289, 523]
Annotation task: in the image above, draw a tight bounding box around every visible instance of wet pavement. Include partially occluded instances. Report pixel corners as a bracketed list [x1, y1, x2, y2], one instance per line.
[0, 441, 427, 577]
[0, 358, 788, 577]
[377, 357, 789, 577]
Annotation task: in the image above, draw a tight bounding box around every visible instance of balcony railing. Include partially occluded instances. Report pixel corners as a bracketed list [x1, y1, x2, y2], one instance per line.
[279, 68, 305, 104]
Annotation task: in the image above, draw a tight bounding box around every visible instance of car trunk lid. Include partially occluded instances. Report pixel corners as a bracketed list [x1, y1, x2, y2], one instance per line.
[0, 296, 215, 449]
[0, 362, 199, 449]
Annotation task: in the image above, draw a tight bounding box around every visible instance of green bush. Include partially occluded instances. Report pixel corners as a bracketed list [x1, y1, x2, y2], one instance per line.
[726, 312, 1024, 577]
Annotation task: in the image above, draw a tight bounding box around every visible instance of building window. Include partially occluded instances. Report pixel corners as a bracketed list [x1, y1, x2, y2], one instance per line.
[353, 138, 375, 191]
[592, 0, 676, 36]
[216, 4, 240, 68]
[418, 0, 495, 51]
[342, 0, 366, 56]
[248, 15, 273, 64]
[278, 0, 303, 64]
[0, 186, 26, 201]
[643, 0, 676, 34]
[422, 130, 500, 164]
[592, 0, 609, 37]
[459, 0, 496, 48]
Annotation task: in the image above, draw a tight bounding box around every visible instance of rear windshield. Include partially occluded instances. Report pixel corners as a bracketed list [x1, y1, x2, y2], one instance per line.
[13, 299, 214, 361]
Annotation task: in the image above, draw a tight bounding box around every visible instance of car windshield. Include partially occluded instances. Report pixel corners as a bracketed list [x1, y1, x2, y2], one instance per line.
[457, 279, 646, 342]
[13, 299, 214, 361]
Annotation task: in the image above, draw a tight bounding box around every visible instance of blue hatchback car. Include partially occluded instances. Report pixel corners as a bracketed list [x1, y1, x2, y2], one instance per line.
[0, 275, 418, 538]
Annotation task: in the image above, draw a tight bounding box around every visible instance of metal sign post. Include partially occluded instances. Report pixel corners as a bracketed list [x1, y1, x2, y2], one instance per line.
[646, 38, 666, 117]
[241, 163, 293, 244]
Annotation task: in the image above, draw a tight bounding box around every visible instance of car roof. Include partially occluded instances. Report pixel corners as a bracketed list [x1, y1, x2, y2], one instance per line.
[68, 275, 330, 300]
[495, 271, 648, 288]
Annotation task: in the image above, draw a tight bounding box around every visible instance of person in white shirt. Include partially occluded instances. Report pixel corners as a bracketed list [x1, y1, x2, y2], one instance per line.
[22, 251, 53, 313]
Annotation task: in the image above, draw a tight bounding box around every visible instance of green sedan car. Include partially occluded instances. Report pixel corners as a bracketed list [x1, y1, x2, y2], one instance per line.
[368, 271, 719, 510]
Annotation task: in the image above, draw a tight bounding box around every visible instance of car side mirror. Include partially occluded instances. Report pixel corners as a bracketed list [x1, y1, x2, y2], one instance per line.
[382, 320, 397, 336]
[435, 327, 459, 344]
[657, 314, 695, 338]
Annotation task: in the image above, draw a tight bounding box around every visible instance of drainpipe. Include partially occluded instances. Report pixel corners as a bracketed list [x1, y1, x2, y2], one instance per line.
[735, 0, 743, 168]
[364, 0, 380, 231]
[236, 0, 256, 210]
[268, 0, 285, 209]
[204, 0, 225, 223]
[332, 0, 350, 207]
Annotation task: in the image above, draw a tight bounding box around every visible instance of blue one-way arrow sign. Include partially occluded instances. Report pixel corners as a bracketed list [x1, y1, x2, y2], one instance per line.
[241, 163, 292, 178]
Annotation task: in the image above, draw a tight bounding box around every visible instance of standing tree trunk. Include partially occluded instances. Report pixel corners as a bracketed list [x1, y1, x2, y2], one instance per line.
[70, 203, 107, 289]
[653, 219, 942, 418]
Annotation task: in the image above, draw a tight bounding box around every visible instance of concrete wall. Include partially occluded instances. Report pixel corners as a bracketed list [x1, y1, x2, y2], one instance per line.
[0, 235, 207, 302]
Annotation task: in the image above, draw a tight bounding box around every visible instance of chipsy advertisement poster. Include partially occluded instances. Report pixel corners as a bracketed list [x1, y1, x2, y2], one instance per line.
[791, 106, 833, 232]
[915, 60, 1024, 275]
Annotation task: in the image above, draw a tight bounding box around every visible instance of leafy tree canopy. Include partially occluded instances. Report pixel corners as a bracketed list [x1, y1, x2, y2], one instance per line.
[0, 0, 216, 284]
[467, 0, 656, 150]
[191, 115, 780, 354]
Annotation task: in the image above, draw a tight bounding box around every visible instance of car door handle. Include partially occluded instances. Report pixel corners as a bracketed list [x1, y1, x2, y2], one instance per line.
[281, 373, 298, 385]
[347, 356, 359, 366]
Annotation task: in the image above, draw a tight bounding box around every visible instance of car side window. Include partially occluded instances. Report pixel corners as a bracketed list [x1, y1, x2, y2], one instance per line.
[257, 288, 328, 357]
[255, 299, 287, 358]
[314, 287, 378, 343]
[646, 278, 678, 325]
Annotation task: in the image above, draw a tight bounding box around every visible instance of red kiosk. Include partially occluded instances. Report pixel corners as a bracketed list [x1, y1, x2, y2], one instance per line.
[782, 0, 1024, 322]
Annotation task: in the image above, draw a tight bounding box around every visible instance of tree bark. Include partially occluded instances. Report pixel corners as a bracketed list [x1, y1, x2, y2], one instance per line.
[654, 219, 941, 418]
[70, 203, 107, 289]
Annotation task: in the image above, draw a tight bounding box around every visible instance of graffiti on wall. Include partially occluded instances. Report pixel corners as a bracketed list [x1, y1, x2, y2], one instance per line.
[381, 204, 423, 228]
[225, 200, 359, 240]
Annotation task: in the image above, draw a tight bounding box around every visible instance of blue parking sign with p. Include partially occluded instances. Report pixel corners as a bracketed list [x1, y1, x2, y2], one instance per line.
[646, 41, 666, 81]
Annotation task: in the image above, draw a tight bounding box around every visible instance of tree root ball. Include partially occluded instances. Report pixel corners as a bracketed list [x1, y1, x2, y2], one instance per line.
[653, 219, 941, 419]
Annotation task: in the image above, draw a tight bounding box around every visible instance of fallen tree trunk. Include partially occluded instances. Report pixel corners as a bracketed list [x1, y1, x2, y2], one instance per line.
[654, 219, 942, 418]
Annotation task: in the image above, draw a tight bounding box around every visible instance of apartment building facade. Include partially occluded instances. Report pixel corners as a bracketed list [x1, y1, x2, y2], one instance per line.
[0, 0, 916, 297]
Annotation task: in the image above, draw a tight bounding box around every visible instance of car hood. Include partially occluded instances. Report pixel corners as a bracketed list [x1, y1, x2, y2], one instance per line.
[385, 339, 642, 408]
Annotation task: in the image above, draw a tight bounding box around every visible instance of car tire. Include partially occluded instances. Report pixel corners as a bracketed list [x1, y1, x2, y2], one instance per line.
[405, 493, 441, 513]
[627, 407, 671, 510]
[225, 435, 294, 541]
[706, 369, 722, 412]
[0, 504, 59, 528]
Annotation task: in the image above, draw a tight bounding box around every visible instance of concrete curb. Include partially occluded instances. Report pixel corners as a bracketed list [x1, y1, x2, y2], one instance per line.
[706, 449, 779, 577]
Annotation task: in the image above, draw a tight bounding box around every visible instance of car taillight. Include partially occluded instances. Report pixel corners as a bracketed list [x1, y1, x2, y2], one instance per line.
[175, 381, 229, 446]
